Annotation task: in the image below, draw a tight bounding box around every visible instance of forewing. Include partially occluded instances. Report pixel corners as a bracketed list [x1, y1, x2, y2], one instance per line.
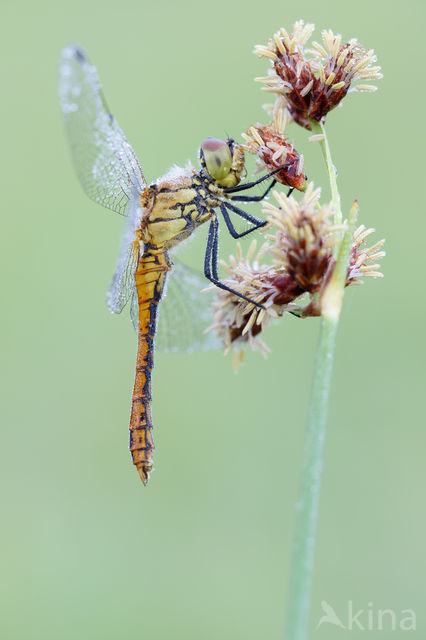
[58, 44, 145, 216]
[156, 260, 221, 352]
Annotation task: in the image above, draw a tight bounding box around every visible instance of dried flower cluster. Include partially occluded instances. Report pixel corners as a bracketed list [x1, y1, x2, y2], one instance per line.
[254, 20, 382, 129]
[206, 21, 384, 367]
[241, 29, 308, 192]
[209, 185, 385, 366]
[242, 122, 307, 191]
[263, 184, 343, 292]
[346, 225, 386, 285]
[205, 241, 283, 371]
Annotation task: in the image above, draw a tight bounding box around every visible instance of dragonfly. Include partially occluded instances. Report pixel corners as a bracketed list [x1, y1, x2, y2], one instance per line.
[58, 45, 282, 485]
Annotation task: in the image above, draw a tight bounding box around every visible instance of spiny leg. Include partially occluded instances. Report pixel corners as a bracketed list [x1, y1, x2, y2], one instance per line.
[230, 178, 276, 202]
[231, 183, 294, 201]
[220, 203, 266, 239]
[223, 200, 266, 225]
[204, 217, 264, 309]
[211, 213, 219, 280]
[224, 166, 284, 194]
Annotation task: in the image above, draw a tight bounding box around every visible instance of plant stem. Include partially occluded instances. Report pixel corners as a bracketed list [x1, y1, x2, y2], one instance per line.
[283, 314, 337, 640]
[311, 121, 342, 225]
[284, 124, 358, 640]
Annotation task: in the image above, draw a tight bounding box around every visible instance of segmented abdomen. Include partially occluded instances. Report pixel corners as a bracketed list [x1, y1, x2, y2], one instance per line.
[129, 248, 171, 485]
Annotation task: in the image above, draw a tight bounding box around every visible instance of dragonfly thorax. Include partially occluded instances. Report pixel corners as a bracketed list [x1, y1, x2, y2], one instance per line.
[140, 165, 224, 250]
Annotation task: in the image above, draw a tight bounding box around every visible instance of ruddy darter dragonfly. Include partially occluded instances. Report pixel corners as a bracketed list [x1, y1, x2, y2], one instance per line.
[58, 45, 279, 485]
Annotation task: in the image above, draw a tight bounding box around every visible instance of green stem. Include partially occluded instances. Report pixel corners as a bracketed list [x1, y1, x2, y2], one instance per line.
[283, 314, 337, 640]
[311, 121, 342, 226]
[284, 124, 358, 640]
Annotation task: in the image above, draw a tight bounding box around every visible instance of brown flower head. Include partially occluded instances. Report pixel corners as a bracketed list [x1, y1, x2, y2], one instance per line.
[346, 225, 385, 285]
[206, 194, 385, 368]
[263, 183, 344, 293]
[205, 241, 302, 369]
[242, 117, 307, 191]
[255, 20, 382, 129]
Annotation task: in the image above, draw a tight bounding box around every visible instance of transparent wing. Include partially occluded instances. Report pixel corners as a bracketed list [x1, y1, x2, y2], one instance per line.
[107, 193, 142, 313]
[130, 260, 221, 352]
[58, 44, 146, 216]
[157, 261, 221, 352]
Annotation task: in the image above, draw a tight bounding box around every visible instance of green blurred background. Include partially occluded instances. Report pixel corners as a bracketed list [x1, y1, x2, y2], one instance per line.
[1, 0, 425, 638]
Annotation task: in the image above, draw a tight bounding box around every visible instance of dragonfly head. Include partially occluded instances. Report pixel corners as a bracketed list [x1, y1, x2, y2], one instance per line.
[199, 138, 245, 189]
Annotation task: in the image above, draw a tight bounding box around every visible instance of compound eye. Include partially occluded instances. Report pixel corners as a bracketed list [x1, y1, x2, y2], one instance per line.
[201, 138, 232, 181]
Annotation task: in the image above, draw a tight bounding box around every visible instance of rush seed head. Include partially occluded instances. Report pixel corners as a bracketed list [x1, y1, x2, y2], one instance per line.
[206, 193, 385, 368]
[346, 225, 386, 284]
[263, 183, 343, 293]
[255, 21, 382, 129]
[242, 122, 307, 191]
[205, 241, 302, 368]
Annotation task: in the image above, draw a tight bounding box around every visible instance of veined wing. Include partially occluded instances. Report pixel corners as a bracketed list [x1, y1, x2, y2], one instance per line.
[130, 260, 221, 353]
[58, 45, 145, 216]
[106, 196, 218, 351]
[107, 193, 142, 313]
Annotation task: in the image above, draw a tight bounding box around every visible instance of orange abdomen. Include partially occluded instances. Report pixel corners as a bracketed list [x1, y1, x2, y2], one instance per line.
[129, 248, 171, 485]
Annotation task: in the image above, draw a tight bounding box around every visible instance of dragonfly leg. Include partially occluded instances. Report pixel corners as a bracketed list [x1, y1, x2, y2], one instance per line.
[211, 214, 219, 280]
[223, 200, 266, 225]
[220, 203, 266, 239]
[230, 179, 276, 202]
[204, 217, 265, 309]
[224, 166, 284, 194]
[231, 183, 295, 201]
